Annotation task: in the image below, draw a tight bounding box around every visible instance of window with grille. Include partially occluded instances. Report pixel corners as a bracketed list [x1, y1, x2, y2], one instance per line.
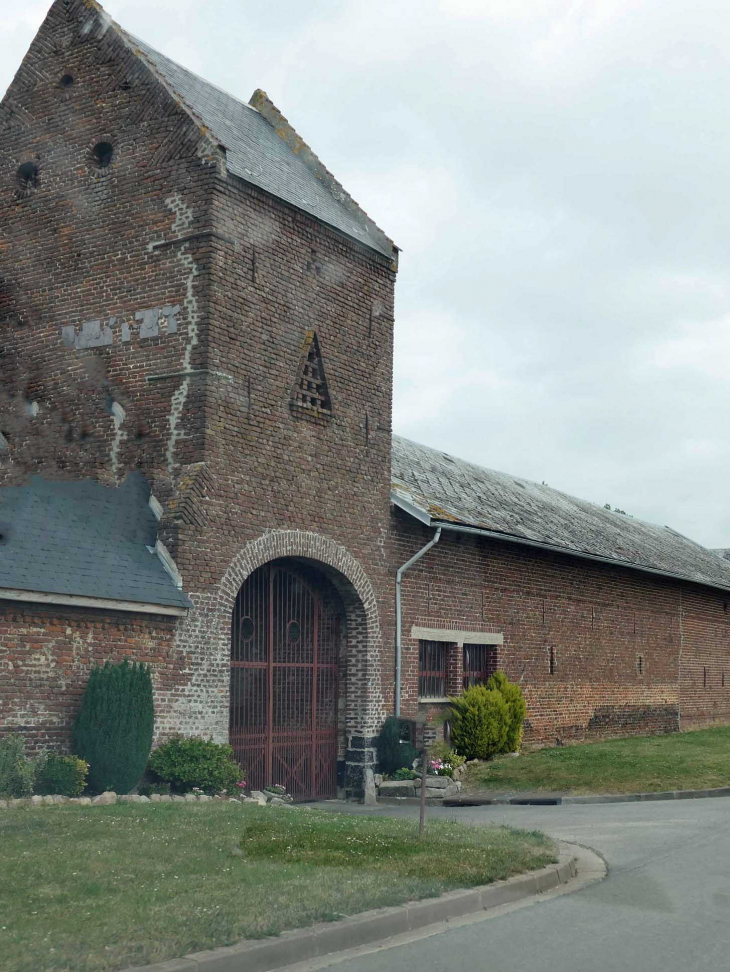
[419, 640, 447, 700]
[463, 644, 497, 690]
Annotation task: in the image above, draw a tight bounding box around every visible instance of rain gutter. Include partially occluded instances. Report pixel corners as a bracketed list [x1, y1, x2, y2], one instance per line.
[395, 527, 441, 717]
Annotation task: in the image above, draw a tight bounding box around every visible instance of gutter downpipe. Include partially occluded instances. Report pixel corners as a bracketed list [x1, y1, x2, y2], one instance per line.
[395, 527, 441, 716]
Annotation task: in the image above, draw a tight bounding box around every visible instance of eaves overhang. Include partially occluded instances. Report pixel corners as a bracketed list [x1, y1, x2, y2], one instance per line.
[391, 491, 730, 596]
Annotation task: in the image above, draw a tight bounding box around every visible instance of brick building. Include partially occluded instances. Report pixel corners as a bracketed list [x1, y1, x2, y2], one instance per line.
[2, 0, 730, 800]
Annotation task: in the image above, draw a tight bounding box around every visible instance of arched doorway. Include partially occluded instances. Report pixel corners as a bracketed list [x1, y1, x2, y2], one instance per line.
[230, 560, 342, 801]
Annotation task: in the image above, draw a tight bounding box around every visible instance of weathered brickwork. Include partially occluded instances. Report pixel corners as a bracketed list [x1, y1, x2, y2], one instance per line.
[1, 0, 395, 796]
[680, 589, 730, 729]
[0, 601, 180, 751]
[0, 2, 220, 505]
[390, 513, 730, 746]
[3, 0, 730, 799]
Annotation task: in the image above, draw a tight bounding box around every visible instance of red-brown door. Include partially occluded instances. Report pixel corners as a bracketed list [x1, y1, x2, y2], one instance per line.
[230, 564, 339, 801]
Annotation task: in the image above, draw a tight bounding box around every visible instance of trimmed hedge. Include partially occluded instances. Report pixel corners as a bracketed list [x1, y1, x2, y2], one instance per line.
[148, 737, 242, 794]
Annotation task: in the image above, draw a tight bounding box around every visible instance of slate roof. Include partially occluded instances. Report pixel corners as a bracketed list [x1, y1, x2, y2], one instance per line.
[124, 33, 394, 259]
[0, 475, 190, 609]
[391, 435, 730, 593]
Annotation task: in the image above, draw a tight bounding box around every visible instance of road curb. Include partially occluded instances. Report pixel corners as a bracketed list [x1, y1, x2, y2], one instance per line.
[444, 784, 730, 807]
[123, 844, 581, 972]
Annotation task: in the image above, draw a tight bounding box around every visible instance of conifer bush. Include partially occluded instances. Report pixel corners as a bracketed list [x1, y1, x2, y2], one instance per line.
[72, 660, 154, 794]
[375, 716, 417, 776]
[449, 685, 509, 760]
[486, 671, 527, 753]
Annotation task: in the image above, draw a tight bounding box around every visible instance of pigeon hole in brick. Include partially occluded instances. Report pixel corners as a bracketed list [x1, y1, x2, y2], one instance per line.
[290, 330, 332, 417]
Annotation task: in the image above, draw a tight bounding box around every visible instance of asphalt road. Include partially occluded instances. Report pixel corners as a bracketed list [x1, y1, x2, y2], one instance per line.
[297, 798, 730, 972]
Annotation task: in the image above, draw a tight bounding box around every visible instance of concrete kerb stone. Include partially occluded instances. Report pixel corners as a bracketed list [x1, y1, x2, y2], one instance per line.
[119, 843, 583, 972]
[445, 784, 730, 808]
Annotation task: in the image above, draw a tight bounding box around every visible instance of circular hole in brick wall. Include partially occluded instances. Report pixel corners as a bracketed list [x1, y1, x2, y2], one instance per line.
[91, 142, 114, 168]
[59, 74, 74, 88]
[16, 162, 39, 192]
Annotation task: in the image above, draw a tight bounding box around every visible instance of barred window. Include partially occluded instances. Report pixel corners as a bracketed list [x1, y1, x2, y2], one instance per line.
[463, 644, 497, 690]
[419, 640, 447, 699]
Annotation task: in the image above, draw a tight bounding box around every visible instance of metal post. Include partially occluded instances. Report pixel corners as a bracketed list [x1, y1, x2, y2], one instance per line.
[419, 741, 428, 836]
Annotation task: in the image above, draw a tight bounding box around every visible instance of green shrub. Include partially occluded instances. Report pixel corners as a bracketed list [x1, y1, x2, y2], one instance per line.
[449, 686, 509, 760]
[148, 737, 242, 794]
[426, 742, 468, 777]
[72, 660, 154, 794]
[486, 671, 527, 753]
[450, 751, 467, 771]
[35, 753, 88, 797]
[392, 767, 419, 780]
[375, 716, 417, 776]
[0, 735, 35, 798]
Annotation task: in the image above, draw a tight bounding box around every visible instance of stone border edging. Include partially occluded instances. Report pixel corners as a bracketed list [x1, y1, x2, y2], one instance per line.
[445, 785, 730, 807]
[123, 845, 580, 972]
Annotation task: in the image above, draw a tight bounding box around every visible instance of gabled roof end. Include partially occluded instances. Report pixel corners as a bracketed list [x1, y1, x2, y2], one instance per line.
[250, 88, 398, 268]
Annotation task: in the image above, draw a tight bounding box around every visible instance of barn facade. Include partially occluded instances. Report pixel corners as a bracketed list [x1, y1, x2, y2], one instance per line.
[2, 0, 730, 800]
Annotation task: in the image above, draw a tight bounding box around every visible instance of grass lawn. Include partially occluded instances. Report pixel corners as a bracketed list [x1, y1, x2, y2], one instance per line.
[0, 802, 555, 972]
[467, 726, 730, 795]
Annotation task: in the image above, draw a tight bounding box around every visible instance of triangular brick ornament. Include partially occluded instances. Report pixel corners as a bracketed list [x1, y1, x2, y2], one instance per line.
[290, 330, 332, 418]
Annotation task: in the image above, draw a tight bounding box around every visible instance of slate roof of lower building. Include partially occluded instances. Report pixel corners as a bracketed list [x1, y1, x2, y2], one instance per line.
[0, 474, 190, 609]
[391, 435, 730, 593]
[126, 34, 394, 260]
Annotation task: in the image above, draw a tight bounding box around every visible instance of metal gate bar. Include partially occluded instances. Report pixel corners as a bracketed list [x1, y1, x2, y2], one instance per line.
[230, 563, 339, 800]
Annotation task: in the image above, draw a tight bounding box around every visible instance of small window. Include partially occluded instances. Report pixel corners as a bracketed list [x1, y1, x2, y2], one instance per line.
[637, 654, 644, 676]
[704, 666, 708, 688]
[59, 74, 74, 89]
[91, 142, 114, 169]
[419, 640, 447, 700]
[549, 646, 556, 675]
[463, 644, 497, 690]
[16, 162, 39, 193]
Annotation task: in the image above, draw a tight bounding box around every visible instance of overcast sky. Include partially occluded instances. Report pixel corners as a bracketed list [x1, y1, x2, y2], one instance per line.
[4, 0, 730, 547]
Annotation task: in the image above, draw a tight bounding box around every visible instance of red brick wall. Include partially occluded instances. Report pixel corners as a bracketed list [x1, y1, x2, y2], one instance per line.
[0, 601, 181, 752]
[0, 0, 217, 503]
[157, 164, 397, 790]
[388, 511, 730, 745]
[0, 1, 397, 795]
[680, 588, 730, 729]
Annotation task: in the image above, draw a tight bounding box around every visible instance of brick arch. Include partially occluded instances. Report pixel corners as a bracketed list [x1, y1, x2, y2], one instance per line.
[161, 530, 385, 798]
[217, 530, 379, 641]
